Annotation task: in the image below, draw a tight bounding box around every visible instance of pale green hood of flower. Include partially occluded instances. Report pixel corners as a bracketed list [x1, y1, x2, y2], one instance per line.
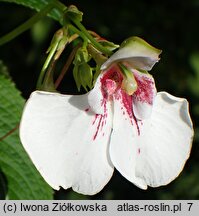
[101, 36, 162, 71]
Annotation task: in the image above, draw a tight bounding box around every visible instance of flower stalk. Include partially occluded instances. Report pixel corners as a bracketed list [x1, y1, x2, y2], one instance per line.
[69, 17, 113, 56]
[0, 3, 55, 46]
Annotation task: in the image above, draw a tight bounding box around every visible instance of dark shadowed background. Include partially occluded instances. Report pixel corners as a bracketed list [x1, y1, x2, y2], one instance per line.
[0, 0, 199, 199]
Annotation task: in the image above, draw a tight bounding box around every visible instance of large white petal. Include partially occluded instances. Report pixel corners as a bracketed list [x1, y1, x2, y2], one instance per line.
[109, 89, 147, 189]
[101, 36, 161, 71]
[20, 91, 114, 195]
[135, 92, 193, 187]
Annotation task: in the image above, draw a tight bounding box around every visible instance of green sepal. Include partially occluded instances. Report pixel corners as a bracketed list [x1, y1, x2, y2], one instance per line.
[79, 63, 93, 91]
[93, 65, 101, 85]
[99, 40, 119, 51]
[73, 64, 81, 91]
[39, 64, 57, 93]
[73, 46, 90, 91]
[87, 44, 107, 67]
[73, 46, 90, 65]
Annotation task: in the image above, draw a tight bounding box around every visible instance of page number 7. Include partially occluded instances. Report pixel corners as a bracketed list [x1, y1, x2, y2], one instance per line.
[187, 203, 193, 211]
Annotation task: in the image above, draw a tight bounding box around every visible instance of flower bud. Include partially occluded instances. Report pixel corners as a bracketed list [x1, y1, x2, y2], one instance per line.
[65, 5, 83, 22]
[74, 47, 90, 65]
[79, 63, 93, 91]
[46, 29, 63, 54]
[73, 62, 93, 91]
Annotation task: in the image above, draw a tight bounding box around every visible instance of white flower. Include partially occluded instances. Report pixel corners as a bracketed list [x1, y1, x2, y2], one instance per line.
[20, 37, 193, 195]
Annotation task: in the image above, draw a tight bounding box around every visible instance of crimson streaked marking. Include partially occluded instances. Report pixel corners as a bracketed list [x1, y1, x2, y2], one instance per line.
[92, 101, 108, 140]
[120, 90, 140, 135]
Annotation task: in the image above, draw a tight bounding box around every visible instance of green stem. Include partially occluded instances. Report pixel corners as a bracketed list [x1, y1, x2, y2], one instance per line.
[70, 18, 113, 56]
[0, 3, 54, 46]
[36, 42, 59, 88]
[69, 25, 87, 41]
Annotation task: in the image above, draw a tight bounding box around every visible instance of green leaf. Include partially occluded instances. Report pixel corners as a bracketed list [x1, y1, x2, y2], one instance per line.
[0, 0, 65, 22]
[0, 171, 7, 199]
[0, 62, 53, 199]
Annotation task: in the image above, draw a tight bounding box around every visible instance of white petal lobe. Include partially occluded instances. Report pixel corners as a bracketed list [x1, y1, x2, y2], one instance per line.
[109, 90, 147, 189]
[87, 73, 104, 114]
[20, 91, 114, 195]
[135, 92, 193, 187]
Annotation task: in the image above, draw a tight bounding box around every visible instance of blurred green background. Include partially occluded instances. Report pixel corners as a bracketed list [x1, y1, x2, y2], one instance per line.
[0, 0, 199, 199]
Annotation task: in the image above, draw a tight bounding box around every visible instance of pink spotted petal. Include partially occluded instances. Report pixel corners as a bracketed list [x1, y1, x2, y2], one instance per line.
[88, 66, 123, 114]
[132, 69, 157, 120]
